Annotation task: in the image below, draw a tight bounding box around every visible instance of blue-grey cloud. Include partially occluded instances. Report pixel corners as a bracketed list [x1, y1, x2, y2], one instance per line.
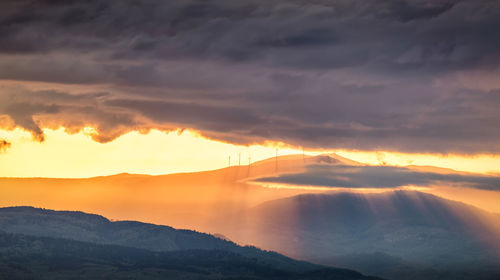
[0, 0, 499, 152]
[255, 164, 500, 191]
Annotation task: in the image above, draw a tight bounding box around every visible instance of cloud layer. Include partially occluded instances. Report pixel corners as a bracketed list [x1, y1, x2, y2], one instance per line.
[1, 0, 500, 153]
[255, 164, 500, 191]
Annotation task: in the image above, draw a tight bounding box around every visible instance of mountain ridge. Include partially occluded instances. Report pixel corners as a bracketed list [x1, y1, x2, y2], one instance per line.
[0, 205, 319, 273]
[220, 190, 500, 280]
[0, 229, 383, 280]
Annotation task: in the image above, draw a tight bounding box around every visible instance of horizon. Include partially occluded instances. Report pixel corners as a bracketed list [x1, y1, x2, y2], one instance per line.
[3, 127, 500, 178]
[1, 1, 500, 279]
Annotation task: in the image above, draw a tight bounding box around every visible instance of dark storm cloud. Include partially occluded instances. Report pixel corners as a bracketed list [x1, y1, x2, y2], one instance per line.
[0, 87, 139, 142]
[3, 0, 495, 74]
[3, 101, 59, 141]
[255, 164, 500, 191]
[105, 98, 264, 132]
[1, 0, 500, 153]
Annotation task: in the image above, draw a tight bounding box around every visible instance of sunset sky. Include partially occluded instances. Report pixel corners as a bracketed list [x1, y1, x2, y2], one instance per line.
[2, 127, 500, 178]
[3, 3, 500, 280]
[1, 0, 500, 179]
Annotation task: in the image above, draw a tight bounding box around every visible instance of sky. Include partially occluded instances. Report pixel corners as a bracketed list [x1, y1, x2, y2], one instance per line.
[1, 0, 500, 178]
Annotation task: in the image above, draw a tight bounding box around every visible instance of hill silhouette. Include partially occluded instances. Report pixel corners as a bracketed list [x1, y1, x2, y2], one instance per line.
[2, 154, 500, 279]
[224, 190, 500, 280]
[0, 154, 337, 231]
[0, 206, 316, 273]
[0, 230, 382, 280]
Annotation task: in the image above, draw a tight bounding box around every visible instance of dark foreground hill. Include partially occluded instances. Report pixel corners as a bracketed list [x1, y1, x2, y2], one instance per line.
[0, 206, 381, 280]
[0, 206, 306, 272]
[0, 230, 382, 280]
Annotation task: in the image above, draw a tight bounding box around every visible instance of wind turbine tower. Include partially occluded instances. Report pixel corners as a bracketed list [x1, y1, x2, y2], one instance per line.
[275, 148, 278, 171]
[247, 156, 251, 176]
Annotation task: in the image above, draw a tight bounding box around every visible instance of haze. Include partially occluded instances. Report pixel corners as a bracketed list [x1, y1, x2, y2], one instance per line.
[1, 1, 500, 279]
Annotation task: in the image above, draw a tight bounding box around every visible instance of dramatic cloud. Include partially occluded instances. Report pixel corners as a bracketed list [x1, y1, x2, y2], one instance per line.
[1, 0, 500, 152]
[255, 164, 500, 191]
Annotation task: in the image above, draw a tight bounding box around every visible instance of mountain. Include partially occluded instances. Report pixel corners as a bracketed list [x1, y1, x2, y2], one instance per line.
[0, 206, 313, 272]
[223, 191, 500, 280]
[0, 154, 338, 231]
[0, 230, 382, 280]
[2, 154, 500, 279]
[2, 153, 499, 231]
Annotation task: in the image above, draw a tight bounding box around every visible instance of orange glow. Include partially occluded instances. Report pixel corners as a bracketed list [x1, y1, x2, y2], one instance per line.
[2, 127, 500, 178]
[2, 126, 500, 217]
[423, 186, 500, 214]
[0, 127, 304, 178]
[0, 155, 315, 231]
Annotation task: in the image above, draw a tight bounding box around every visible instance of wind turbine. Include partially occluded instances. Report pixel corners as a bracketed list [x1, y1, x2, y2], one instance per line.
[275, 148, 278, 171]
